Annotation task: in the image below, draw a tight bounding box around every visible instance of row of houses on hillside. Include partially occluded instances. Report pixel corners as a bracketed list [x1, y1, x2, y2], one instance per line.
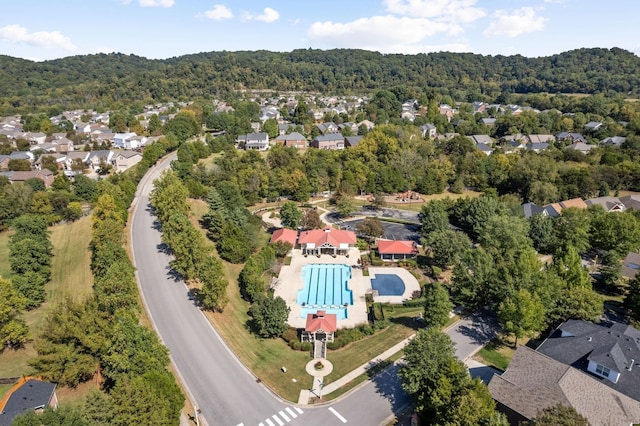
[237, 132, 364, 151]
[522, 195, 638, 219]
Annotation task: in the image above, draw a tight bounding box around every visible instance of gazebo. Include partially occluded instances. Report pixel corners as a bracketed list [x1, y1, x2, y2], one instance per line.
[301, 310, 337, 343]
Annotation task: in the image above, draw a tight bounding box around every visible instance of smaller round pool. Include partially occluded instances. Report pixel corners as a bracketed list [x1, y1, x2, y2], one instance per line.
[371, 274, 405, 296]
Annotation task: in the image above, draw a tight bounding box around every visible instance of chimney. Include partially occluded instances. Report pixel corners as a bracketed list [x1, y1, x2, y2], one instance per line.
[628, 359, 635, 371]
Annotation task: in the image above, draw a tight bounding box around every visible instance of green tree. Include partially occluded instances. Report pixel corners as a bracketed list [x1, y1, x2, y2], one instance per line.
[451, 247, 498, 309]
[478, 214, 531, 260]
[335, 196, 357, 218]
[0, 278, 28, 349]
[301, 208, 323, 230]
[197, 255, 228, 312]
[553, 207, 591, 253]
[371, 191, 387, 210]
[598, 250, 624, 294]
[589, 209, 640, 253]
[93, 260, 139, 316]
[420, 199, 450, 237]
[162, 212, 208, 280]
[528, 213, 556, 254]
[261, 118, 279, 138]
[73, 174, 98, 201]
[150, 170, 190, 224]
[11, 271, 46, 309]
[423, 283, 453, 328]
[625, 275, 640, 324]
[279, 201, 302, 229]
[12, 404, 91, 426]
[454, 195, 508, 239]
[249, 295, 291, 338]
[498, 289, 545, 347]
[425, 229, 471, 268]
[357, 217, 385, 241]
[8, 159, 31, 171]
[554, 246, 591, 289]
[553, 287, 603, 323]
[64, 201, 84, 221]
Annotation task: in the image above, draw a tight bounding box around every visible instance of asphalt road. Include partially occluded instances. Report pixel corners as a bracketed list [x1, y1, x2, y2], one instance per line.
[446, 311, 499, 361]
[130, 156, 496, 426]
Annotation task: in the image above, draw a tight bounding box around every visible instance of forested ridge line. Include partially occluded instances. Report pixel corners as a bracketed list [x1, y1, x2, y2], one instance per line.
[0, 47, 638, 113]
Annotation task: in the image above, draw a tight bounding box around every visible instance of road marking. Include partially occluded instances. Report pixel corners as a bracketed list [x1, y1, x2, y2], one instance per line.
[328, 407, 348, 423]
[265, 419, 275, 426]
[285, 407, 298, 418]
[259, 423, 265, 426]
[279, 411, 291, 422]
[295, 407, 303, 414]
[272, 414, 285, 426]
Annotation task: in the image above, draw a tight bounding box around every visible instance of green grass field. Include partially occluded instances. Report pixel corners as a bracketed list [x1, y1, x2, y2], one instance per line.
[0, 216, 94, 378]
[473, 337, 517, 371]
[0, 231, 13, 279]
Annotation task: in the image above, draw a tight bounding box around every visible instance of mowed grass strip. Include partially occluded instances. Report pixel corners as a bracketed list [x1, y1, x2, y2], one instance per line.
[0, 230, 12, 278]
[0, 216, 94, 378]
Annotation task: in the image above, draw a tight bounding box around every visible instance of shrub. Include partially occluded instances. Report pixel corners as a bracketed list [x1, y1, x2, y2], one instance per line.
[281, 327, 298, 344]
[300, 342, 312, 352]
[290, 341, 302, 350]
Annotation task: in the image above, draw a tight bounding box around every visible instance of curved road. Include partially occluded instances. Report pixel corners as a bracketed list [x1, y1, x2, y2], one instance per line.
[130, 156, 411, 425]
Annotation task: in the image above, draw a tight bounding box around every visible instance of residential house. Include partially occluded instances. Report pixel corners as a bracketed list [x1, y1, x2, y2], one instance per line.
[620, 194, 640, 211]
[536, 320, 640, 403]
[316, 122, 339, 135]
[338, 122, 358, 135]
[506, 104, 523, 115]
[298, 227, 356, 255]
[73, 122, 92, 134]
[527, 134, 555, 144]
[419, 123, 437, 138]
[472, 101, 488, 114]
[0, 378, 58, 426]
[301, 310, 336, 343]
[9, 151, 35, 163]
[113, 132, 137, 149]
[480, 117, 496, 127]
[24, 132, 46, 145]
[311, 134, 345, 150]
[278, 123, 296, 136]
[601, 136, 626, 146]
[357, 120, 375, 132]
[528, 142, 549, 153]
[259, 105, 280, 122]
[344, 135, 362, 148]
[488, 345, 640, 426]
[565, 141, 594, 153]
[522, 198, 588, 219]
[63, 151, 90, 172]
[125, 136, 146, 150]
[113, 150, 142, 172]
[438, 104, 457, 121]
[35, 153, 66, 170]
[400, 111, 415, 122]
[0, 155, 10, 171]
[3, 169, 55, 188]
[309, 110, 324, 122]
[546, 197, 588, 215]
[238, 133, 270, 151]
[377, 240, 418, 261]
[270, 228, 298, 248]
[467, 135, 494, 145]
[477, 143, 493, 156]
[622, 252, 640, 279]
[584, 121, 604, 132]
[87, 150, 114, 171]
[53, 138, 74, 153]
[274, 132, 307, 149]
[556, 132, 587, 144]
[585, 196, 625, 212]
[30, 143, 58, 154]
[503, 139, 527, 154]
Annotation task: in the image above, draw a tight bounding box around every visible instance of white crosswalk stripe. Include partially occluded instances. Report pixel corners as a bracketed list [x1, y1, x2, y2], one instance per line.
[265, 419, 275, 426]
[259, 423, 265, 426]
[285, 407, 298, 418]
[295, 407, 303, 415]
[272, 414, 285, 426]
[279, 411, 291, 422]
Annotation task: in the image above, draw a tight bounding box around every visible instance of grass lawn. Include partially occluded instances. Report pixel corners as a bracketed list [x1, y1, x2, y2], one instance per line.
[0, 230, 13, 278]
[473, 337, 519, 371]
[0, 216, 94, 379]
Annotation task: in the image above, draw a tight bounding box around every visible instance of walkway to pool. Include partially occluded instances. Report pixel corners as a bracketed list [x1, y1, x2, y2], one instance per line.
[368, 267, 421, 304]
[273, 248, 369, 329]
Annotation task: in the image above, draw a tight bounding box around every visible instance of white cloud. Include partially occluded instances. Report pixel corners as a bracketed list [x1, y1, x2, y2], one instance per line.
[243, 7, 280, 23]
[203, 4, 233, 20]
[308, 15, 467, 53]
[139, 0, 175, 7]
[484, 7, 548, 37]
[384, 0, 486, 23]
[0, 24, 77, 51]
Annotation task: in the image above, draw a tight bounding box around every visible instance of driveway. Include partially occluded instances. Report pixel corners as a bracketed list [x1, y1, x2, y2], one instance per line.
[446, 310, 500, 361]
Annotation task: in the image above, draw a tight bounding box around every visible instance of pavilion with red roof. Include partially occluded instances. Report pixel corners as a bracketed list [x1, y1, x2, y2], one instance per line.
[301, 310, 337, 342]
[298, 227, 356, 256]
[377, 239, 418, 261]
[270, 228, 298, 247]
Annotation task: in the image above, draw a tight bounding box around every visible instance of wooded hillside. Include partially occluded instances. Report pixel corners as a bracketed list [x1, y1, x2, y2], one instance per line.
[0, 47, 638, 114]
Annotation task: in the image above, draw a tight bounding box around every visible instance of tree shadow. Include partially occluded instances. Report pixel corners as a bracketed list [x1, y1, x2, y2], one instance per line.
[370, 363, 412, 416]
[468, 365, 501, 384]
[389, 316, 423, 331]
[166, 265, 183, 283]
[187, 288, 204, 309]
[156, 242, 172, 255]
[455, 313, 499, 345]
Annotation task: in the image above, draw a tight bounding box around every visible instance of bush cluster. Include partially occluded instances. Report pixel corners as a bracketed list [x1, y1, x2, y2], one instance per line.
[239, 245, 276, 302]
[326, 320, 390, 350]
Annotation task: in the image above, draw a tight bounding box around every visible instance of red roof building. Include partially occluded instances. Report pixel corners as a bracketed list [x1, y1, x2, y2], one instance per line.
[298, 227, 356, 255]
[302, 310, 337, 342]
[270, 228, 297, 247]
[377, 239, 418, 261]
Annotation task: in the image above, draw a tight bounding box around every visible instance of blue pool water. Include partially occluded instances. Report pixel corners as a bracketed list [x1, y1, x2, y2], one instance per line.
[371, 274, 405, 296]
[297, 264, 353, 320]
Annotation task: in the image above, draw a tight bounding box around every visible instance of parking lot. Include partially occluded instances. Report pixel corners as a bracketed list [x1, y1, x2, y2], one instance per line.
[341, 218, 421, 243]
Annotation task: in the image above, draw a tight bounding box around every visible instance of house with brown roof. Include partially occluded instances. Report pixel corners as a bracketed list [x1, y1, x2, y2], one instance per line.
[310, 134, 345, 150]
[298, 227, 356, 256]
[377, 240, 418, 261]
[488, 345, 640, 426]
[622, 252, 640, 279]
[270, 228, 297, 247]
[4, 169, 55, 188]
[301, 310, 336, 343]
[274, 132, 307, 149]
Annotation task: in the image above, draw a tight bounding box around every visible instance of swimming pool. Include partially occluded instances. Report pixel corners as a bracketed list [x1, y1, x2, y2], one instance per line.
[371, 274, 406, 296]
[297, 264, 354, 320]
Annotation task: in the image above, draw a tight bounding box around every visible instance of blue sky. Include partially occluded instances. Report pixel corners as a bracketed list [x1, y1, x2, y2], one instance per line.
[0, 0, 638, 61]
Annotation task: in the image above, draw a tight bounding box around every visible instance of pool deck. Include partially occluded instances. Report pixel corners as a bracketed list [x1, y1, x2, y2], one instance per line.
[273, 248, 369, 329]
[368, 267, 421, 304]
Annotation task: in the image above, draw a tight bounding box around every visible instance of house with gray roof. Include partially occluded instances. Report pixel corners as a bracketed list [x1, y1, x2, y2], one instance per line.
[556, 132, 587, 144]
[274, 132, 306, 149]
[467, 134, 494, 145]
[584, 121, 604, 132]
[344, 135, 362, 148]
[585, 196, 625, 212]
[419, 123, 437, 138]
[565, 141, 595, 153]
[237, 133, 270, 151]
[620, 194, 640, 211]
[536, 320, 640, 403]
[488, 345, 640, 426]
[528, 142, 549, 153]
[311, 134, 344, 150]
[622, 252, 640, 279]
[0, 379, 58, 426]
[601, 136, 626, 146]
